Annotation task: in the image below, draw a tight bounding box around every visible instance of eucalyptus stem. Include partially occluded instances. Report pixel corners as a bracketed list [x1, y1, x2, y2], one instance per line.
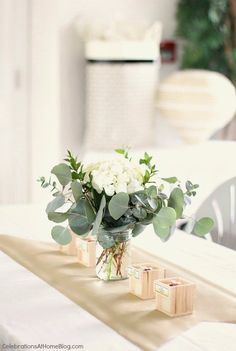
[107, 252, 113, 280]
[96, 240, 129, 280]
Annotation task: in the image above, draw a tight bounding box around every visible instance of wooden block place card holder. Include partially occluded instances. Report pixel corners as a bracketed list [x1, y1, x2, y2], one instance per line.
[77, 236, 96, 267]
[59, 231, 96, 267]
[154, 277, 196, 317]
[128, 263, 166, 299]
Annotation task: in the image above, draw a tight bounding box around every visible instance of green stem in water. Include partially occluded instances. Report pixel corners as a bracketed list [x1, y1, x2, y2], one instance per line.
[107, 252, 113, 280]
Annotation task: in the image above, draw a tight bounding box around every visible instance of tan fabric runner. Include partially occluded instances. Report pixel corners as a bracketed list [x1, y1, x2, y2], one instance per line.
[0, 234, 235, 351]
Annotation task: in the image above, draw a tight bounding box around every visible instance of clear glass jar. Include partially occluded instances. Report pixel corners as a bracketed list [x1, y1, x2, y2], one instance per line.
[96, 228, 132, 281]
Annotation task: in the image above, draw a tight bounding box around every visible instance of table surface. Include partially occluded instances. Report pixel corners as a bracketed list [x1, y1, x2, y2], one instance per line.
[1, 203, 236, 297]
[0, 200, 236, 349]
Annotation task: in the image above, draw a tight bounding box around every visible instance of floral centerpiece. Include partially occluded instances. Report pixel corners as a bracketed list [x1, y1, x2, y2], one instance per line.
[38, 148, 214, 281]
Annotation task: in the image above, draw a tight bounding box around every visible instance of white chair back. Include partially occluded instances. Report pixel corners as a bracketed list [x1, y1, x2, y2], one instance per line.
[194, 177, 236, 250]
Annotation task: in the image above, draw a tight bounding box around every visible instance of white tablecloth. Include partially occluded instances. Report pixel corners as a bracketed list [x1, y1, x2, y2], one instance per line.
[0, 251, 140, 351]
[158, 322, 236, 351]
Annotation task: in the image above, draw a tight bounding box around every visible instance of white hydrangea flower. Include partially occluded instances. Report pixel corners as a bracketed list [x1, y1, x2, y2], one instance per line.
[84, 158, 144, 196]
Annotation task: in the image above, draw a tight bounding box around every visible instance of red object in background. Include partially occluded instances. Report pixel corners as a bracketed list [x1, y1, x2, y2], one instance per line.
[160, 40, 177, 63]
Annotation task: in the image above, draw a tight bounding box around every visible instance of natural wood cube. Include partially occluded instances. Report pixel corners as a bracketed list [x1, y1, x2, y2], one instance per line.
[155, 277, 196, 317]
[59, 231, 78, 256]
[77, 236, 96, 267]
[128, 263, 166, 299]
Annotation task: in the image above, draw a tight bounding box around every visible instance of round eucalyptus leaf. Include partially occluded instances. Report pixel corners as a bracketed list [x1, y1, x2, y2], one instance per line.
[153, 224, 171, 241]
[132, 223, 145, 237]
[46, 194, 65, 214]
[168, 188, 184, 219]
[153, 223, 175, 242]
[97, 230, 115, 249]
[108, 192, 129, 220]
[68, 199, 95, 235]
[154, 207, 176, 228]
[51, 163, 72, 186]
[48, 212, 68, 223]
[192, 217, 214, 236]
[71, 181, 83, 202]
[132, 207, 147, 220]
[51, 225, 71, 245]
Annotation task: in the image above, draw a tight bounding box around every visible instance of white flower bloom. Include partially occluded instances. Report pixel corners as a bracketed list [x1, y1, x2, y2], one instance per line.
[115, 182, 127, 194]
[84, 158, 145, 195]
[104, 184, 115, 196]
[127, 180, 143, 194]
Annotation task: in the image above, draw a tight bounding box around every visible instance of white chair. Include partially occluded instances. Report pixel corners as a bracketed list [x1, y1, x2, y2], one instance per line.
[191, 177, 236, 250]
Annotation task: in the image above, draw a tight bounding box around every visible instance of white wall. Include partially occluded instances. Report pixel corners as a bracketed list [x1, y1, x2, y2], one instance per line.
[0, 0, 30, 204]
[30, 0, 178, 202]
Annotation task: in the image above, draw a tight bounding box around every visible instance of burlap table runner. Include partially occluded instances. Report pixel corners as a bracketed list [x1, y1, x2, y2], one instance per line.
[0, 234, 235, 351]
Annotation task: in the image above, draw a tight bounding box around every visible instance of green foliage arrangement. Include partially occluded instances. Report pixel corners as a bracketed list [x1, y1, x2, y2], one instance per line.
[38, 149, 214, 247]
[176, 0, 236, 84]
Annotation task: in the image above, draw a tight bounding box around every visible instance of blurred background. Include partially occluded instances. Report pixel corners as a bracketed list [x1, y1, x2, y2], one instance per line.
[1, 0, 236, 205]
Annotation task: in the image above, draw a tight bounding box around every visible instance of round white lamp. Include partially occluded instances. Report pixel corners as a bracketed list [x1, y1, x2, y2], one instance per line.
[156, 70, 236, 143]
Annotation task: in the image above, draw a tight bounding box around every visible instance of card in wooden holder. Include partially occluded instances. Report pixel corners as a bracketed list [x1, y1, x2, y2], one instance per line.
[59, 231, 78, 256]
[77, 236, 96, 267]
[128, 263, 166, 299]
[154, 277, 196, 317]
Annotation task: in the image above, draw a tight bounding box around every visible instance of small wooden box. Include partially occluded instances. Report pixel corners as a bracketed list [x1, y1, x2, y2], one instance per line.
[77, 236, 96, 267]
[128, 263, 166, 299]
[59, 231, 78, 256]
[155, 277, 196, 317]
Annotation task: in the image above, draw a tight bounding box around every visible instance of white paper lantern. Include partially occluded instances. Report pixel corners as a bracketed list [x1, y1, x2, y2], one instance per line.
[156, 70, 236, 143]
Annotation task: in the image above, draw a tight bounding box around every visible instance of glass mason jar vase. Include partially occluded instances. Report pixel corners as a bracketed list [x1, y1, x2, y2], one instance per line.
[96, 228, 132, 281]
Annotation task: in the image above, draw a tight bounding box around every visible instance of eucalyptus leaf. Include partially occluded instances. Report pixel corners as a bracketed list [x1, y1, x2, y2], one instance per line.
[46, 194, 65, 214]
[51, 163, 72, 186]
[145, 185, 157, 198]
[51, 225, 71, 245]
[154, 207, 176, 228]
[48, 212, 68, 223]
[153, 224, 171, 241]
[147, 198, 158, 210]
[162, 177, 178, 184]
[153, 224, 175, 242]
[132, 207, 147, 220]
[186, 180, 193, 191]
[192, 217, 214, 236]
[168, 188, 184, 219]
[68, 199, 95, 235]
[108, 192, 129, 220]
[102, 208, 135, 228]
[153, 207, 176, 241]
[130, 191, 147, 206]
[132, 223, 145, 237]
[97, 230, 115, 249]
[71, 181, 83, 202]
[140, 213, 154, 225]
[92, 195, 106, 236]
